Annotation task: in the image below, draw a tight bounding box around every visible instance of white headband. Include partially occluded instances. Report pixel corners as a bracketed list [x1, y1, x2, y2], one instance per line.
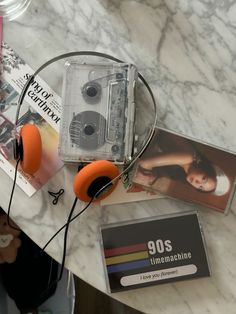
[213, 165, 231, 196]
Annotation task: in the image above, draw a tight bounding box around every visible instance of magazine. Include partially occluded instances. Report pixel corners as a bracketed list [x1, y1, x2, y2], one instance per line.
[0, 42, 63, 196]
[132, 127, 236, 213]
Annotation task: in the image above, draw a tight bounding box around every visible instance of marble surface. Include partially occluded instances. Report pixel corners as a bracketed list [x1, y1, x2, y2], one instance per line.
[1, 0, 236, 313]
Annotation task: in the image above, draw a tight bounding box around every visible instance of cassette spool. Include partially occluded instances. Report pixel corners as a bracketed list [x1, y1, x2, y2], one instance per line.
[59, 61, 138, 164]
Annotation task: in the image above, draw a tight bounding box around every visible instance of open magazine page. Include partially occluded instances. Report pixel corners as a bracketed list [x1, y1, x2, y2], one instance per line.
[0, 42, 63, 196]
[132, 127, 236, 213]
[100, 167, 164, 206]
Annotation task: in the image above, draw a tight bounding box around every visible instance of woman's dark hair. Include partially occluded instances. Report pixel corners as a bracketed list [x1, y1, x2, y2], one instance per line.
[153, 165, 187, 182]
[191, 156, 216, 180]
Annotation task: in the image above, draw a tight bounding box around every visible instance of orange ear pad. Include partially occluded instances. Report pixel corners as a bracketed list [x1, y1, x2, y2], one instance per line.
[73, 160, 120, 202]
[19, 124, 42, 174]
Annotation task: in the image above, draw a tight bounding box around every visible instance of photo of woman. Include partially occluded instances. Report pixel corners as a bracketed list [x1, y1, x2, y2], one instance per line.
[132, 128, 236, 213]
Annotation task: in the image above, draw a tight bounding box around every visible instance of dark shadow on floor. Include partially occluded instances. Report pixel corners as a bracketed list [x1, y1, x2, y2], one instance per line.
[74, 276, 144, 314]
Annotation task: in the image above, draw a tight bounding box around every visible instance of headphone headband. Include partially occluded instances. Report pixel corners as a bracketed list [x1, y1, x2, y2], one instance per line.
[16, 51, 158, 196]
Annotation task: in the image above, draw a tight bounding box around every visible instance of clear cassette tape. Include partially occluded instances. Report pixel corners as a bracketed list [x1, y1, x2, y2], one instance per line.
[59, 61, 137, 164]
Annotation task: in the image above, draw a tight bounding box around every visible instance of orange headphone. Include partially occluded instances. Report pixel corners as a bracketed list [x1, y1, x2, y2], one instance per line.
[14, 52, 157, 203]
[15, 122, 119, 202]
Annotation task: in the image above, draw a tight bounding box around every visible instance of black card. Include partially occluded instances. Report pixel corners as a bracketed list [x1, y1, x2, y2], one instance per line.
[100, 212, 210, 292]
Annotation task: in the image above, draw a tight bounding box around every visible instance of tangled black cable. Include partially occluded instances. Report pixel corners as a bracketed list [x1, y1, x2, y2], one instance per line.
[38, 196, 94, 297]
[7, 50, 158, 297]
[7, 158, 21, 232]
[48, 188, 65, 205]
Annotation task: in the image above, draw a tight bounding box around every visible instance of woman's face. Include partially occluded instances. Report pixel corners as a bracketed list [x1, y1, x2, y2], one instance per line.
[186, 167, 216, 192]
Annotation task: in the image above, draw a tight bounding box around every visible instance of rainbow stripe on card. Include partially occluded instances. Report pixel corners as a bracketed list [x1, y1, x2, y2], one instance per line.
[104, 243, 150, 273]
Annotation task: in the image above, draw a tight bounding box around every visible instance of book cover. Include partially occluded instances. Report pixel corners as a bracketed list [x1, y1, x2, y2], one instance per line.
[132, 127, 236, 213]
[0, 42, 63, 196]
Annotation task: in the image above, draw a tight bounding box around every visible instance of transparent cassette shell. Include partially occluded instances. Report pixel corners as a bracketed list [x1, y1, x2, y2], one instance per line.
[58, 61, 137, 164]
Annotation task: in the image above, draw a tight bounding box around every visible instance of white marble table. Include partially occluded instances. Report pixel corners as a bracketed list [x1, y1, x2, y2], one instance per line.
[1, 1, 236, 313]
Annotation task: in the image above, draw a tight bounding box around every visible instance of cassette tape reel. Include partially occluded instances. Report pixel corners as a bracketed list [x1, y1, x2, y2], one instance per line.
[59, 61, 137, 164]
